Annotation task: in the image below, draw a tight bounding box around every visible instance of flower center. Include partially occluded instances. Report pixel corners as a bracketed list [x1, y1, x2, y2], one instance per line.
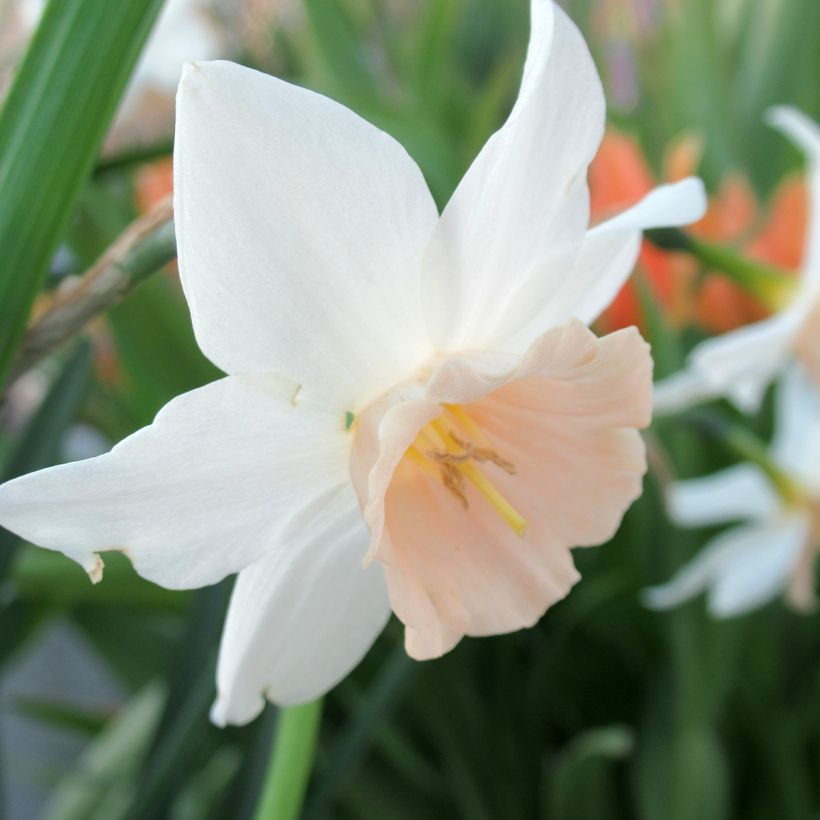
[404, 405, 528, 538]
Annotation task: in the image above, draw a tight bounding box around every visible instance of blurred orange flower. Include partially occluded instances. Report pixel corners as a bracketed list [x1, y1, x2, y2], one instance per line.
[135, 156, 174, 213]
[589, 128, 806, 334]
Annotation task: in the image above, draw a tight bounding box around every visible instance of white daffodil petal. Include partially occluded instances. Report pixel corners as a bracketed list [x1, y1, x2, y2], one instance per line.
[768, 106, 820, 163]
[709, 516, 809, 617]
[501, 228, 641, 354]
[644, 527, 745, 611]
[771, 364, 820, 490]
[518, 179, 707, 337]
[553, 228, 643, 331]
[690, 308, 803, 412]
[652, 369, 722, 415]
[591, 178, 707, 234]
[211, 487, 389, 725]
[421, 0, 605, 353]
[0, 376, 352, 589]
[767, 106, 820, 287]
[666, 464, 780, 527]
[644, 516, 808, 615]
[175, 60, 439, 411]
[655, 307, 801, 414]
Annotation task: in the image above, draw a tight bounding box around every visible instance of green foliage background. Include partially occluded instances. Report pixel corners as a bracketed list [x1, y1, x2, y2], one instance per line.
[1, 0, 819, 818]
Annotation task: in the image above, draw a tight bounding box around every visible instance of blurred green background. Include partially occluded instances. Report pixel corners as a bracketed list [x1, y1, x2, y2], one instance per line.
[1, 0, 819, 818]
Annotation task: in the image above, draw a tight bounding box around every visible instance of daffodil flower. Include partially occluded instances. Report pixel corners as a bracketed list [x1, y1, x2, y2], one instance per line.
[0, 0, 705, 725]
[654, 108, 820, 414]
[646, 366, 820, 616]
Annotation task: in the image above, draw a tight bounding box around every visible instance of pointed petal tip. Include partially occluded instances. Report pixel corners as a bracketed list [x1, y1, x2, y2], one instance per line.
[86, 554, 104, 585]
[404, 628, 449, 661]
[765, 104, 809, 132]
[765, 105, 820, 158]
[209, 698, 227, 728]
[706, 597, 745, 619]
[640, 586, 673, 611]
[209, 692, 265, 728]
[177, 59, 235, 96]
[178, 60, 202, 93]
[530, 0, 556, 31]
[652, 369, 714, 416]
[361, 545, 376, 568]
[593, 177, 707, 236]
[765, 104, 794, 127]
[669, 176, 708, 225]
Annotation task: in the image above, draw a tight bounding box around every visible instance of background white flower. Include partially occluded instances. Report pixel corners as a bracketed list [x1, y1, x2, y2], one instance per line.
[653, 107, 820, 414]
[646, 365, 820, 616]
[12, 0, 224, 130]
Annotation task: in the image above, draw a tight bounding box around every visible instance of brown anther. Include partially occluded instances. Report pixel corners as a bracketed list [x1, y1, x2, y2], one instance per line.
[427, 449, 473, 464]
[448, 432, 516, 475]
[480, 450, 516, 475]
[441, 462, 468, 509]
[447, 432, 471, 452]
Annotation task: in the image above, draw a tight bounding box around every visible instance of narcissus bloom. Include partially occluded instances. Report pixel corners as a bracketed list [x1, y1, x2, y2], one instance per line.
[654, 108, 820, 414]
[0, 0, 704, 725]
[646, 366, 820, 616]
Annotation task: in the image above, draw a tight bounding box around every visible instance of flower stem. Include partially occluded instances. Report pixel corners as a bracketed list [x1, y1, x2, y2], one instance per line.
[645, 227, 795, 308]
[695, 414, 804, 505]
[721, 424, 805, 506]
[253, 700, 323, 820]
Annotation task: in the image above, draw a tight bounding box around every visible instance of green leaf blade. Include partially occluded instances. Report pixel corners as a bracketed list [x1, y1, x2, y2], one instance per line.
[0, 0, 166, 383]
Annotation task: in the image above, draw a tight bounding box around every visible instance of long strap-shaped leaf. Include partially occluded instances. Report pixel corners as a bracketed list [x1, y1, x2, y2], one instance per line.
[0, 0, 166, 384]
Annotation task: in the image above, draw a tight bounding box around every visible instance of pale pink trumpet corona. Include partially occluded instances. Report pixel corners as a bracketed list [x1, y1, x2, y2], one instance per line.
[0, 0, 705, 724]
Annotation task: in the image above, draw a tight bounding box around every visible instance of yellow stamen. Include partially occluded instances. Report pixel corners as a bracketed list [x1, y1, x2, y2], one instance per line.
[429, 417, 458, 449]
[406, 444, 441, 480]
[458, 461, 528, 537]
[426, 418, 452, 450]
[401, 413, 529, 538]
[444, 404, 486, 443]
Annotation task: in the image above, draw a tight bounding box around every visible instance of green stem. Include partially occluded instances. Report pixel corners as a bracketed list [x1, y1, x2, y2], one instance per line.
[695, 415, 803, 505]
[253, 700, 324, 820]
[645, 227, 795, 308]
[722, 425, 804, 505]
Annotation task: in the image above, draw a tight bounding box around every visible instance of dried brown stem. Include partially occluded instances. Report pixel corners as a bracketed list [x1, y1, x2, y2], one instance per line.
[8, 196, 176, 385]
